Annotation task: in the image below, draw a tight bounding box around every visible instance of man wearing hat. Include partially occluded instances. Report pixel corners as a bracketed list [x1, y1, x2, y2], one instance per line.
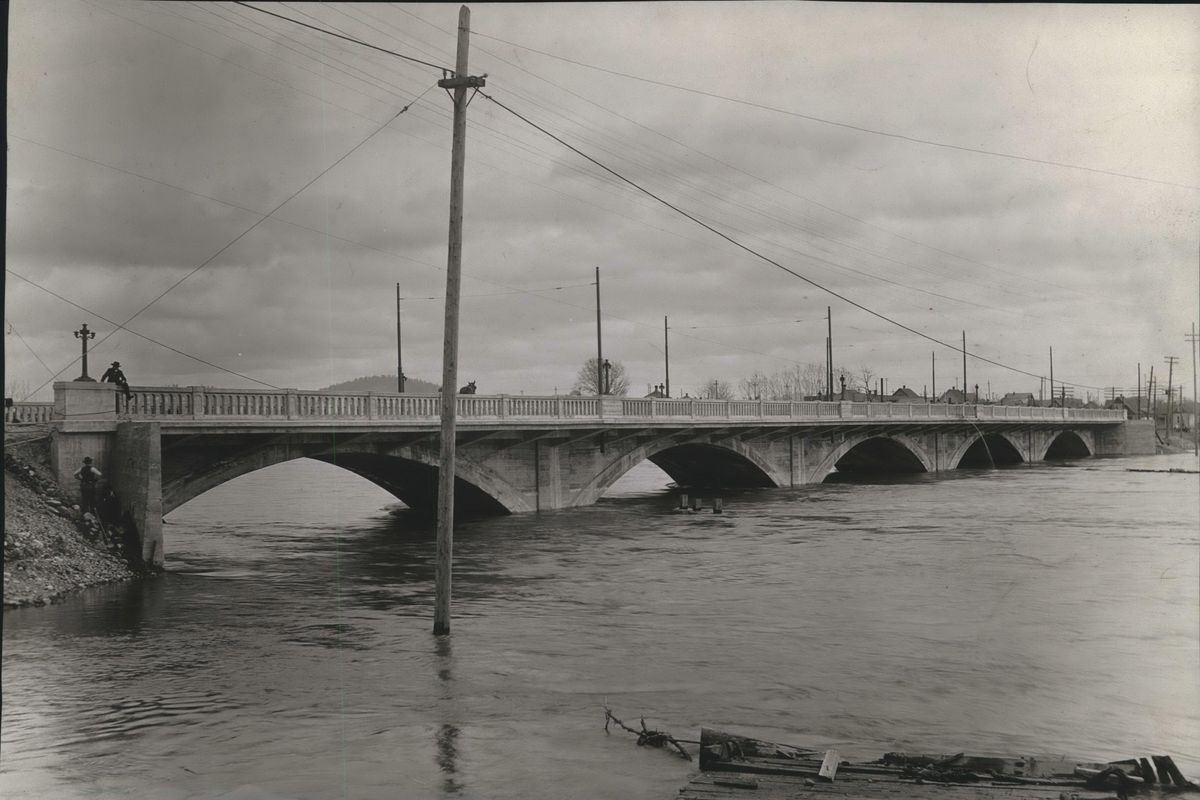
[72, 456, 103, 515]
[100, 361, 131, 402]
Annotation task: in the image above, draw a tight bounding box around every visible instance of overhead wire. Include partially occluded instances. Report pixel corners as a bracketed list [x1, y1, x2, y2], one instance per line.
[7, 269, 284, 390]
[10, 5, 814, 390]
[480, 90, 1110, 391]
[13, 86, 437, 400]
[43, 3, 1137, 391]
[232, 1, 451, 72]
[5, 321, 56, 377]
[471, 29, 1199, 191]
[381, 6, 1113, 313]
[201, 3, 997, 320]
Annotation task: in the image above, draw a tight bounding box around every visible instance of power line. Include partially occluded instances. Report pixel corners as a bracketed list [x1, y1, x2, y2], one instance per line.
[200, 4, 1048, 318]
[472, 29, 1199, 191]
[7, 269, 283, 392]
[232, 2, 451, 73]
[377, 6, 1124, 315]
[12, 88, 434, 400]
[481, 90, 1109, 391]
[5, 321, 56, 377]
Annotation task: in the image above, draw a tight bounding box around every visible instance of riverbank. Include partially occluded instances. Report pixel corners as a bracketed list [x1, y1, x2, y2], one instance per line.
[3, 437, 139, 608]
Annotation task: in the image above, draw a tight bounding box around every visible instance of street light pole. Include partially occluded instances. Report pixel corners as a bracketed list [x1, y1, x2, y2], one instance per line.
[73, 323, 96, 382]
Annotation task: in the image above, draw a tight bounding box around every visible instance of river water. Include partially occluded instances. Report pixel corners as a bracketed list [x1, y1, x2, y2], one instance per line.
[3, 452, 1198, 799]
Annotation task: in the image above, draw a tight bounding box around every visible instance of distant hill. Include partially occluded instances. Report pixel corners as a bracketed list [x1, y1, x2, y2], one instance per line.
[318, 374, 440, 394]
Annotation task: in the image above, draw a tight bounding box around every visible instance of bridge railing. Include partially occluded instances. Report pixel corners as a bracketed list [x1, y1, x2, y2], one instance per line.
[6, 402, 55, 424]
[117, 387, 1126, 424]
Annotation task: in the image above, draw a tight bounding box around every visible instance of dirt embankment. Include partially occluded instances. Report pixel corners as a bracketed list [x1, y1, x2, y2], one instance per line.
[4, 437, 140, 608]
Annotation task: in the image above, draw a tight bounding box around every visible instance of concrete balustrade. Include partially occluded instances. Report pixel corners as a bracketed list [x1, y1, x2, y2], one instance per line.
[101, 386, 1127, 424]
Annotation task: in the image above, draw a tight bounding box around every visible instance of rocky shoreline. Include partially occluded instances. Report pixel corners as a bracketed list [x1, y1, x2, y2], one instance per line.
[4, 438, 142, 609]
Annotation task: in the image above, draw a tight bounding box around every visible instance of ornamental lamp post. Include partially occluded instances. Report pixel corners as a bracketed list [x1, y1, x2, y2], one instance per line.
[73, 323, 97, 382]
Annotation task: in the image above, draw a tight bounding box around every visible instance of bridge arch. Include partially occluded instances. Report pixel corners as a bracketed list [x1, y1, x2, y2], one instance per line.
[811, 433, 933, 483]
[1039, 430, 1094, 461]
[948, 432, 1028, 469]
[573, 436, 784, 507]
[162, 440, 527, 516]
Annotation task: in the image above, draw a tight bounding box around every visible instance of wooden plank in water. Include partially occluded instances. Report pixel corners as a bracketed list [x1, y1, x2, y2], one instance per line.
[818, 750, 840, 782]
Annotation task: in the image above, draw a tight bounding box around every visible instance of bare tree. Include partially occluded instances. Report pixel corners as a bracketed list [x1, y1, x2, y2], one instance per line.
[857, 364, 876, 396]
[739, 371, 769, 400]
[573, 357, 630, 396]
[740, 363, 838, 400]
[700, 378, 735, 400]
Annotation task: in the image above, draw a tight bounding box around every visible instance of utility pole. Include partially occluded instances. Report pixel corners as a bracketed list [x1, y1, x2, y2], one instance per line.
[663, 315, 670, 398]
[73, 323, 96, 382]
[1137, 363, 1142, 420]
[1187, 324, 1199, 454]
[825, 306, 833, 402]
[1164, 355, 1179, 445]
[962, 331, 967, 404]
[1148, 366, 1156, 435]
[434, 5, 485, 637]
[396, 284, 406, 393]
[595, 266, 603, 395]
[1049, 346, 1054, 407]
[931, 351, 936, 402]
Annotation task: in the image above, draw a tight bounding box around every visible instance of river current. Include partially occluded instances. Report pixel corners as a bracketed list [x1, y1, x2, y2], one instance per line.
[3, 452, 1198, 799]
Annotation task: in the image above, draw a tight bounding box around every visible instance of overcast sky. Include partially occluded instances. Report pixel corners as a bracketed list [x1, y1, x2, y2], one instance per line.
[6, 2, 1199, 402]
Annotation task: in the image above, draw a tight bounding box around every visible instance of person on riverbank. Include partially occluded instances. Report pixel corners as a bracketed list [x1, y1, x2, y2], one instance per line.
[72, 457, 102, 515]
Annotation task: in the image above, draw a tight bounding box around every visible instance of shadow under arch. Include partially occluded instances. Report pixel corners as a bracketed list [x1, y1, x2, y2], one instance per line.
[576, 438, 781, 507]
[953, 432, 1026, 468]
[818, 434, 932, 483]
[163, 441, 516, 516]
[1043, 430, 1092, 460]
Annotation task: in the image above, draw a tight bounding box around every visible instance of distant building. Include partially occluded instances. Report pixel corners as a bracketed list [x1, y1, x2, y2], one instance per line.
[938, 388, 977, 404]
[1000, 392, 1035, 407]
[890, 386, 922, 403]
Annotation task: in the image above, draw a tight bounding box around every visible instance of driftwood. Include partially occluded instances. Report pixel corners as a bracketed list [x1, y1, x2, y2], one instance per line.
[603, 706, 692, 761]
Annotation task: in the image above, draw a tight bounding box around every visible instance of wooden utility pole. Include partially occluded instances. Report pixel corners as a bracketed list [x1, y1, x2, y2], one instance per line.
[434, 5, 484, 637]
[1188, 324, 1199, 454]
[1049, 346, 1055, 407]
[1148, 366, 1156, 435]
[663, 316, 670, 398]
[1137, 363, 1142, 419]
[595, 267, 603, 395]
[396, 283, 406, 393]
[825, 306, 832, 401]
[961, 331, 967, 403]
[931, 351, 936, 402]
[1164, 355, 1178, 445]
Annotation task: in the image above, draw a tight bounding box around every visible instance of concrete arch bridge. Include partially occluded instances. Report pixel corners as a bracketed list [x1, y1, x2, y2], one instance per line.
[36, 383, 1149, 566]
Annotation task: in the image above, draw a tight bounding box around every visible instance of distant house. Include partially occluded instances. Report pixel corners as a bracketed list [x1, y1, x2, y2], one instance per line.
[891, 386, 922, 403]
[938, 388, 977, 404]
[1001, 392, 1035, 407]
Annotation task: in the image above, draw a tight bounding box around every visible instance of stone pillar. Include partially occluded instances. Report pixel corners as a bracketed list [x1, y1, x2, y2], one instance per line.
[109, 421, 164, 568]
[53, 380, 117, 421]
[1094, 420, 1155, 456]
[190, 386, 205, 419]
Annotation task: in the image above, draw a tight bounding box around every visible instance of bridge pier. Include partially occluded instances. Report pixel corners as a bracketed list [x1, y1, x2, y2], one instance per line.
[49, 382, 163, 568]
